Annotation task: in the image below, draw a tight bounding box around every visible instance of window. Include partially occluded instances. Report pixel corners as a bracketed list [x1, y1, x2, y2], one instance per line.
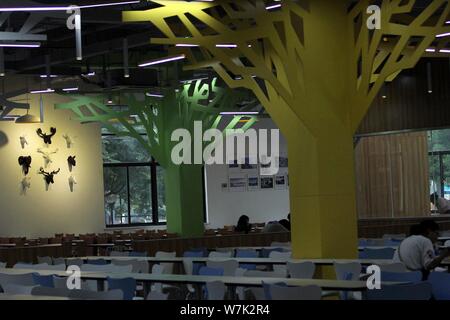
[428, 129, 450, 200]
[102, 134, 166, 227]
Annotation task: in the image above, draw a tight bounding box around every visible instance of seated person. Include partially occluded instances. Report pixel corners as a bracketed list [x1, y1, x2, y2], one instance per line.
[234, 215, 251, 234]
[278, 219, 291, 231]
[263, 220, 289, 233]
[430, 193, 450, 214]
[393, 220, 450, 275]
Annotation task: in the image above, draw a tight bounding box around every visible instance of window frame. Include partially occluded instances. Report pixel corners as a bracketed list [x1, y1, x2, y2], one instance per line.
[102, 133, 166, 228]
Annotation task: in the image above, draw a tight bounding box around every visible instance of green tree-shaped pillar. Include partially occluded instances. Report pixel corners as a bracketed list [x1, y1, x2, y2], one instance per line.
[56, 79, 257, 236]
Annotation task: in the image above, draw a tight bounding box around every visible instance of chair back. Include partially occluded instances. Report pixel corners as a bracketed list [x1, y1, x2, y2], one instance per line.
[146, 291, 169, 300]
[208, 251, 233, 258]
[68, 289, 124, 300]
[155, 251, 176, 274]
[235, 249, 258, 270]
[87, 259, 108, 265]
[0, 272, 35, 287]
[112, 259, 148, 273]
[31, 286, 72, 297]
[107, 277, 136, 300]
[428, 272, 450, 300]
[260, 248, 284, 258]
[360, 248, 395, 259]
[270, 284, 322, 300]
[380, 271, 422, 283]
[0, 262, 6, 269]
[32, 273, 55, 288]
[53, 258, 66, 266]
[365, 282, 432, 300]
[129, 251, 147, 257]
[379, 263, 408, 273]
[37, 256, 52, 265]
[287, 261, 315, 279]
[206, 260, 238, 276]
[198, 266, 224, 276]
[205, 281, 226, 300]
[3, 284, 36, 295]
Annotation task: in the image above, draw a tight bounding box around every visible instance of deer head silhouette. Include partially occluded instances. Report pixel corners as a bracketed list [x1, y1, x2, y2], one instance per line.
[36, 127, 57, 144]
[38, 167, 60, 185]
[18, 156, 32, 175]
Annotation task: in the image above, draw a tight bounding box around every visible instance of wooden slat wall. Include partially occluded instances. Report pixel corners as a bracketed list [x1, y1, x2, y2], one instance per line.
[357, 58, 450, 135]
[355, 132, 430, 218]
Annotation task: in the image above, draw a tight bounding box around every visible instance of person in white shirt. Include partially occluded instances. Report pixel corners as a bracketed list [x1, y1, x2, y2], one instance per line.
[393, 220, 450, 274]
[430, 193, 450, 214]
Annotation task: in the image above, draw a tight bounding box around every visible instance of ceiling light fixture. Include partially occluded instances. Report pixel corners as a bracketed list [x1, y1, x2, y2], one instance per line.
[0, 42, 40, 48]
[139, 54, 186, 67]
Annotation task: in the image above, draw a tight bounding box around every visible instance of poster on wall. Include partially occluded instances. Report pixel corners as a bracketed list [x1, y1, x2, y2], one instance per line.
[229, 175, 247, 192]
[275, 175, 287, 190]
[247, 175, 259, 191]
[260, 176, 274, 189]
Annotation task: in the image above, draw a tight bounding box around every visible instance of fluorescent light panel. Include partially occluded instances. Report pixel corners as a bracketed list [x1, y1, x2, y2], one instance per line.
[0, 1, 140, 12]
[139, 54, 185, 67]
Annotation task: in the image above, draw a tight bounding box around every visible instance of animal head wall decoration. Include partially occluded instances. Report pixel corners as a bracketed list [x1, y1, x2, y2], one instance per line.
[36, 127, 56, 145]
[62, 134, 76, 148]
[20, 177, 31, 195]
[37, 148, 58, 168]
[38, 167, 60, 185]
[68, 156, 76, 171]
[18, 156, 32, 175]
[68, 175, 77, 192]
[19, 135, 28, 149]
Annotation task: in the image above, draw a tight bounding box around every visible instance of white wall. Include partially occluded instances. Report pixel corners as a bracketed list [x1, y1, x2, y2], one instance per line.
[205, 119, 290, 228]
[0, 92, 105, 238]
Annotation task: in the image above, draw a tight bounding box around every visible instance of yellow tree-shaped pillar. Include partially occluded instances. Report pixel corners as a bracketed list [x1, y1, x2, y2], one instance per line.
[124, 0, 450, 258]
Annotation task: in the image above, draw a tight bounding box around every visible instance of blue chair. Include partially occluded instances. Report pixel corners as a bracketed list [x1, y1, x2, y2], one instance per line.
[107, 277, 137, 300]
[262, 281, 287, 300]
[364, 282, 432, 300]
[360, 248, 395, 259]
[198, 266, 224, 276]
[189, 247, 209, 257]
[358, 239, 368, 246]
[428, 272, 450, 300]
[235, 249, 258, 270]
[380, 271, 422, 283]
[260, 248, 284, 258]
[88, 259, 108, 265]
[384, 239, 402, 246]
[32, 273, 55, 288]
[129, 251, 147, 257]
[183, 251, 206, 275]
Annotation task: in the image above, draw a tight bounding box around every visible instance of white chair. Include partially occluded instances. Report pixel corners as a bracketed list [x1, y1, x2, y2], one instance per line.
[110, 251, 129, 257]
[53, 276, 92, 291]
[379, 263, 408, 273]
[37, 256, 52, 265]
[155, 251, 176, 274]
[444, 240, 450, 247]
[206, 260, 239, 276]
[270, 285, 322, 300]
[112, 259, 148, 273]
[269, 251, 291, 276]
[32, 286, 71, 297]
[3, 284, 36, 295]
[151, 264, 166, 292]
[53, 258, 66, 266]
[0, 262, 6, 269]
[287, 261, 315, 279]
[66, 258, 83, 267]
[68, 289, 124, 300]
[146, 291, 169, 300]
[208, 251, 233, 258]
[206, 281, 226, 300]
[0, 273, 35, 289]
